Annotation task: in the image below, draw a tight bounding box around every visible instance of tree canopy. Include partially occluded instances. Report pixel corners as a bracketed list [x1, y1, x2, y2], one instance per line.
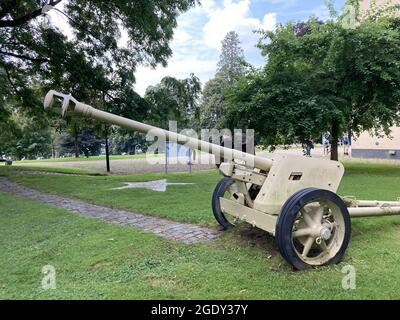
[145, 74, 201, 130]
[0, 0, 198, 109]
[200, 31, 246, 129]
[0, 0, 198, 159]
[216, 31, 246, 85]
[224, 14, 400, 160]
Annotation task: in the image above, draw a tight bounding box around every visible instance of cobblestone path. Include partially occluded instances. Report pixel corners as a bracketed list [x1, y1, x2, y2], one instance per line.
[0, 177, 219, 244]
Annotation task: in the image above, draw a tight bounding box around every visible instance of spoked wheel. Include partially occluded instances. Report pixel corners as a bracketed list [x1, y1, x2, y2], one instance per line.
[276, 188, 351, 270]
[212, 177, 240, 230]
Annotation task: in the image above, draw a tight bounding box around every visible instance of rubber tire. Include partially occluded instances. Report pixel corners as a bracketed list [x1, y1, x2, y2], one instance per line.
[276, 188, 317, 264]
[276, 188, 351, 270]
[212, 177, 235, 230]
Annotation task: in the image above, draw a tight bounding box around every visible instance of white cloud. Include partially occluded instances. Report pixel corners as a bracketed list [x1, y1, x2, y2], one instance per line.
[257, 0, 298, 7]
[262, 12, 278, 32]
[134, 0, 277, 96]
[202, 0, 277, 50]
[134, 58, 216, 95]
[40, 0, 277, 97]
[198, 0, 217, 13]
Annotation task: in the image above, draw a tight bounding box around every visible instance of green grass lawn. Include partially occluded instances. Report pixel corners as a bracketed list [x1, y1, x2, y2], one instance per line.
[1, 161, 400, 299]
[13, 153, 163, 164]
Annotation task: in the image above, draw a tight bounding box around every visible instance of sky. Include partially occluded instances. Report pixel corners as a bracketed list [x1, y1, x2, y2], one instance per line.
[133, 0, 348, 96]
[46, 0, 347, 96]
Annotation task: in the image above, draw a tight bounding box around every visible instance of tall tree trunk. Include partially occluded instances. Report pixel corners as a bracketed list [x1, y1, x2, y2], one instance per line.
[52, 143, 55, 159]
[74, 124, 79, 158]
[330, 120, 339, 161]
[105, 125, 110, 173]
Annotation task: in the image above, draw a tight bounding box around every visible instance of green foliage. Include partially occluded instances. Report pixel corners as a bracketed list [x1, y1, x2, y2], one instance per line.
[216, 31, 246, 85]
[200, 31, 247, 129]
[199, 76, 226, 128]
[57, 126, 102, 158]
[0, 0, 198, 92]
[225, 16, 400, 160]
[0, 103, 53, 159]
[110, 130, 148, 155]
[145, 74, 201, 129]
[0, 0, 197, 158]
[0, 117, 21, 157]
[13, 119, 53, 160]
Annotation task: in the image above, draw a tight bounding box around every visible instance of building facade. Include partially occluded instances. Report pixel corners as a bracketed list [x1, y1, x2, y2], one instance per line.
[352, 0, 400, 160]
[360, 0, 398, 11]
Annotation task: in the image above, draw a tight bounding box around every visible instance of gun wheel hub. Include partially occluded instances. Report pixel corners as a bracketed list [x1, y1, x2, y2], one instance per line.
[291, 199, 345, 265]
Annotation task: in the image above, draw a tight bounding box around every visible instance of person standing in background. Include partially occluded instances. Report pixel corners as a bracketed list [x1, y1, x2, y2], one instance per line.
[322, 132, 330, 157]
[343, 133, 350, 156]
[304, 138, 314, 157]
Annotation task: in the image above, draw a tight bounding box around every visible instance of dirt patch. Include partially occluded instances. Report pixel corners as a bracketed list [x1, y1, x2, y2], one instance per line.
[234, 224, 278, 257]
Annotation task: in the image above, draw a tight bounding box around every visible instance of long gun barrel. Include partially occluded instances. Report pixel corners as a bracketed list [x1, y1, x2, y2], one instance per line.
[44, 90, 274, 171]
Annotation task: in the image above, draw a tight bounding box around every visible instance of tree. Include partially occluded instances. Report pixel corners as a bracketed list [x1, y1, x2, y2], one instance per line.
[0, 116, 21, 158]
[0, 79, 53, 159]
[0, 0, 198, 133]
[110, 130, 148, 155]
[0, 108, 53, 160]
[200, 31, 246, 128]
[217, 31, 246, 84]
[58, 126, 102, 158]
[0, 0, 198, 105]
[199, 76, 226, 128]
[15, 120, 53, 159]
[145, 74, 202, 129]
[86, 88, 149, 170]
[225, 15, 400, 160]
[1, 1, 197, 162]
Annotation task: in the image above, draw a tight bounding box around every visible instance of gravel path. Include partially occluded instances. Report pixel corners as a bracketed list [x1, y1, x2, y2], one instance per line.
[16, 155, 217, 174]
[0, 177, 220, 244]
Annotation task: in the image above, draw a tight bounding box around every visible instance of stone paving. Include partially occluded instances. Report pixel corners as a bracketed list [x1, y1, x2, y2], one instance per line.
[0, 177, 220, 244]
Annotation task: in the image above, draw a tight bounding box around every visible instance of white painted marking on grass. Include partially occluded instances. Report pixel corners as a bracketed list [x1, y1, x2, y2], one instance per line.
[111, 179, 194, 192]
